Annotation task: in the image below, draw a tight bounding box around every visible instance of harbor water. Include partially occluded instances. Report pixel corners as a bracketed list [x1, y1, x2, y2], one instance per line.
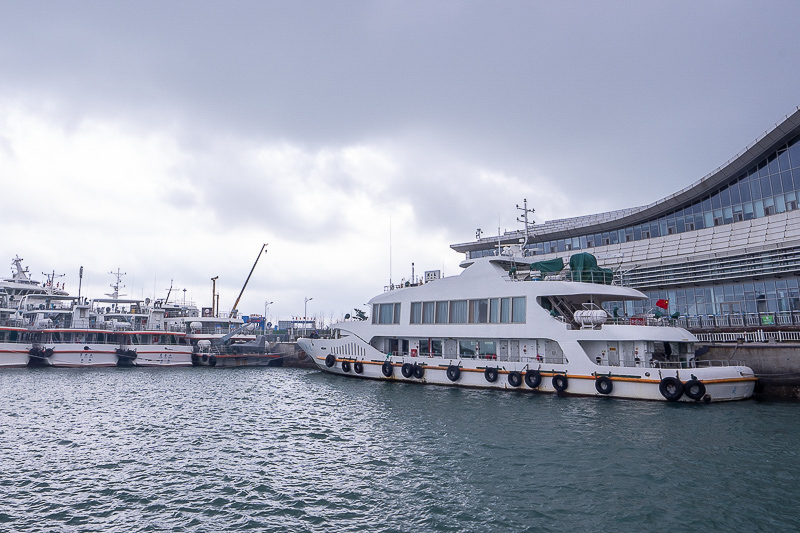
[1, 367, 798, 532]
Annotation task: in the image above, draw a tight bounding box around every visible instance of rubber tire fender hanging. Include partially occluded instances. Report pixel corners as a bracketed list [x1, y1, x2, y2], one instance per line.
[401, 363, 413, 378]
[552, 374, 568, 392]
[684, 379, 706, 401]
[381, 360, 394, 377]
[525, 370, 542, 388]
[595, 376, 613, 395]
[507, 371, 522, 387]
[341, 361, 351, 373]
[659, 376, 684, 401]
[446, 365, 461, 382]
[484, 367, 498, 383]
[354, 361, 364, 374]
[412, 364, 425, 379]
[325, 354, 336, 368]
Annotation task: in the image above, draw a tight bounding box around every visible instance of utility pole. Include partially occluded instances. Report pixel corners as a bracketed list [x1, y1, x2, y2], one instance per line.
[211, 276, 219, 317]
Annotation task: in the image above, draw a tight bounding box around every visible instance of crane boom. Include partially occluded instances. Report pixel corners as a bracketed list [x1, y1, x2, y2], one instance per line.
[230, 243, 268, 316]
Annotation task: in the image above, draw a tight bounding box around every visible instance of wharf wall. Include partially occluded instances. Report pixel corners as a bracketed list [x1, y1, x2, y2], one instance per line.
[700, 343, 800, 400]
[273, 342, 316, 369]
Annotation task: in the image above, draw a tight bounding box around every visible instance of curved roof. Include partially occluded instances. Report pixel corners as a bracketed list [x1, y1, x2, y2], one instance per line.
[453, 106, 800, 251]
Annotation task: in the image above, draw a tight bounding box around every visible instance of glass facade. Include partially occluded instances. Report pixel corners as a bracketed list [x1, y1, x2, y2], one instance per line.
[410, 297, 527, 325]
[468, 135, 800, 260]
[605, 278, 800, 317]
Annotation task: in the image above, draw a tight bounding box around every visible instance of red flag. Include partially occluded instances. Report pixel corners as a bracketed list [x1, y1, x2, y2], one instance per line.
[656, 299, 669, 310]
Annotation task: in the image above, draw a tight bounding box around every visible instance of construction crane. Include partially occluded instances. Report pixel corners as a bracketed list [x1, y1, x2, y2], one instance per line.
[230, 243, 268, 317]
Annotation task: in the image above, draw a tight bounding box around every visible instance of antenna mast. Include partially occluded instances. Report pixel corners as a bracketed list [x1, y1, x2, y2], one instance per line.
[516, 198, 536, 252]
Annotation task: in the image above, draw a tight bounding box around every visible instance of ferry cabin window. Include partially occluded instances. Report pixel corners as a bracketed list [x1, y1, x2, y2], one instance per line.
[490, 298, 500, 323]
[449, 300, 468, 323]
[372, 304, 379, 324]
[419, 339, 443, 356]
[511, 297, 526, 323]
[378, 303, 397, 325]
[500, 298, 511, 323]
[410, 302, 422, 324]
[435, 301, 448, 323]
[469, 299, 489, 323]
[459, 340, 496, 358]
[423, 302, 435, 323]
[393, 303, 401, 324]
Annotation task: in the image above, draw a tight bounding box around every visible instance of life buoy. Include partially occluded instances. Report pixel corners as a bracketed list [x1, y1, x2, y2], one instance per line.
[659, 376, 684, 401]
[524, 370, 542, 388]
[341, 360, 351, 373]
[381, 360, 393, 377]
[325, 354, 336, 367]
[552, 374, 568, 392]
[401, 363, 413, 378]
[484, 367, 498, 383]
[412, 364, 424, 379]
[595, 376, 613, 395]
[446, 365, 461, 381]
[208, 355, 217, 367]
[354, 361, 364, 374]
[508, 371, 522, 387]
[684, 379, 706, 401]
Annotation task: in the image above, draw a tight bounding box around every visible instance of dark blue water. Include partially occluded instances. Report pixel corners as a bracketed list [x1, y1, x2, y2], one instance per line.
[0, 367, 797, 532]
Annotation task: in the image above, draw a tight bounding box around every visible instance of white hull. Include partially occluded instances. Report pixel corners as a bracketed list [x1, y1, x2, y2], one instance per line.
[130, 346, 194, 367]
[0, 344, 30, 367]
[41, 344, 119, 367]
[298, 337, 756, 402]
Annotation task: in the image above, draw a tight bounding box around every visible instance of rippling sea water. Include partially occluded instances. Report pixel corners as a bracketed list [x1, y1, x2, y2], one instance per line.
[1, 367, 798, 532]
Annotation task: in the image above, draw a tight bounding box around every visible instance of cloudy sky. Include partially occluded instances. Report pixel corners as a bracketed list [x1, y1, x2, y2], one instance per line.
[1, 1, 798, 326]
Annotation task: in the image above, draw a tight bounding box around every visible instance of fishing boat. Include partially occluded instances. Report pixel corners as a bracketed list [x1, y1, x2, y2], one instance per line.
[298, 249, 757, 402]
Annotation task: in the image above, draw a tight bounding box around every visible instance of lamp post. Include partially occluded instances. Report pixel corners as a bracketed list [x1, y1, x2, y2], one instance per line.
[304, 297, 313, 336]
[264, 301, 273, 333]
[210, 276, 219, 317]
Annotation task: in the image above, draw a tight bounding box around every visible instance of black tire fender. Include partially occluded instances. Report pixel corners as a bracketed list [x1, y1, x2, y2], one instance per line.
[525, 370, 542, 388]
[412, 364, 425, 379]
[484, 367, 498, 383]
[401, 363, 413, 378]
[595, 376, 613, 395]
[446, 365, 461, 382]
[684, 379, 706, 401]
[381, 360, 393, 377]
[208, 355, 217, 367]
[659, 376, 684, 401]
[354, 361, 364, 374]
[508, 371, 522, 387]
[325, 354, 336, 367]
[552, 374, 568, 392]
[341, 360, 351, 373]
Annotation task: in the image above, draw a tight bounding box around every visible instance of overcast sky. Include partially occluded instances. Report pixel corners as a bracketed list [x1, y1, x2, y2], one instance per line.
[1, 1, 798, 325]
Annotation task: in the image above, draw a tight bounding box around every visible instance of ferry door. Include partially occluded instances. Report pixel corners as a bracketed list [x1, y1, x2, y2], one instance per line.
[606, 342, 620, 366]
[509, 340, 520, 362]
[388, 339, 399, 357]
[498, 340, 509, 361]
[401, 339, 409, 357]
[444, 339, 458, 359]
[620, 342, 635, 367]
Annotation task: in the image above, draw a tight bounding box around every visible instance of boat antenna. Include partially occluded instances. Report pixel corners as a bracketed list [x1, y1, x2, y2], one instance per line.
[389, 216, 393, 289]
[78, 266, 83, 301]
[164, 279, 173, 304]
[516, 198, 536, 254]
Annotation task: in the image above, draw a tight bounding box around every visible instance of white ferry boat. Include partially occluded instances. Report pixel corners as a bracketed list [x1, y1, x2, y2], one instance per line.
[298, 251, 757, 402]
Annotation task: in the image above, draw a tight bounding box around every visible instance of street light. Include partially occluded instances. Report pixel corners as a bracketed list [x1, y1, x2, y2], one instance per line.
[304, 297, 313, 336]
[264, 301, 273, 333]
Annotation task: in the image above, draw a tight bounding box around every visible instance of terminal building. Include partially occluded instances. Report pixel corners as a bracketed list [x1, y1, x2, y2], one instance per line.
[451, 107, 800, 340]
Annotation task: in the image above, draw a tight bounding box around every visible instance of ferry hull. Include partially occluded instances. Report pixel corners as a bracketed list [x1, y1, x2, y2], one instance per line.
[126, 347, 194, 367]
[39, 345, 119, 367]
[298, 338, 756, 403]
[0, 345, 30, 367]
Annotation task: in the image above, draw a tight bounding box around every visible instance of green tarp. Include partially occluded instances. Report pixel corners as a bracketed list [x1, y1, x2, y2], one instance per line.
[529, 257, 564, 273]
[568, 253, 614, 284]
